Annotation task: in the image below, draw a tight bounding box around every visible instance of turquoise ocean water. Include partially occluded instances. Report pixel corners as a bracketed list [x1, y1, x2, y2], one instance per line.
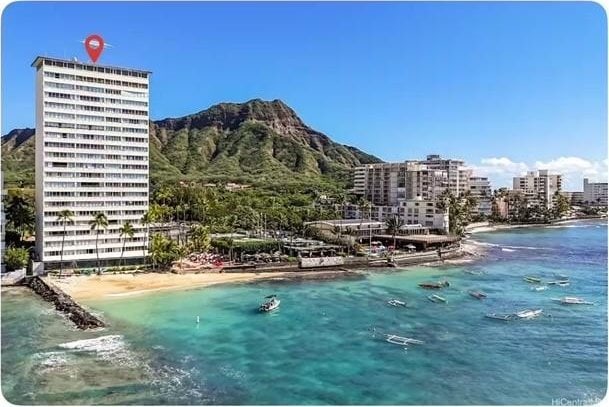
[2, 219, 607, 405]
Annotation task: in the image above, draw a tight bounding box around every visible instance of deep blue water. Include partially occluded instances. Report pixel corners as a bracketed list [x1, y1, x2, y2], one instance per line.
[2, 219, 607, 405]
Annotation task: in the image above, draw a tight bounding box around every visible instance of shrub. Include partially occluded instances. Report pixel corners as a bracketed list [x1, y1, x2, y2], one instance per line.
[4, 246, 29, 271]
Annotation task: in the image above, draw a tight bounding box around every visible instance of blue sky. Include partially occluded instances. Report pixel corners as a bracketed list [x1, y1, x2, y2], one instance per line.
[2, 1, 607, 189]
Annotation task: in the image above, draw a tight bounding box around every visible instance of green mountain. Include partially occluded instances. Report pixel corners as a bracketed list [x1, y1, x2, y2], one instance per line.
[2, 99, 382, 187]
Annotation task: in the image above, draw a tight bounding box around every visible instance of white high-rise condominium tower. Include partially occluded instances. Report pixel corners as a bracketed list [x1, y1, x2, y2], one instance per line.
[32, 56, 150, 269]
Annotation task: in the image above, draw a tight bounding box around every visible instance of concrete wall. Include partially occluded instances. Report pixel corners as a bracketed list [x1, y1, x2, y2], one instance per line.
[299, 256, 345, 268]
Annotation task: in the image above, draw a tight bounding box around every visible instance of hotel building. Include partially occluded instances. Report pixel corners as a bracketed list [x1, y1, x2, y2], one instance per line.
[512, 170, 562, 208]
[583, 178, 608, 206]
[33, 56, 150, 269]
[469, 176, 492, 216]
[420, 154, 472, 196]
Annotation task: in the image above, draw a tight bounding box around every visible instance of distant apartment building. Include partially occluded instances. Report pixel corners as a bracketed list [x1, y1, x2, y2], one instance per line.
[583, 178, 608, 206]
[469, 176, 492, 216]
[33, 56, 150, 269]
[421, 154, 472, 196]
[350, 161, 449, 231]
[571, 191, 585, 206]
[512, 170, 562, 208]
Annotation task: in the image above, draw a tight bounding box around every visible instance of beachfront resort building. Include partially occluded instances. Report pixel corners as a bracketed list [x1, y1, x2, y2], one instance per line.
[512, 170, 562, 209]
[469, 176, 492, 216]
[583, 178, 608, 206]
[32, 56, 150, 269]
[350, 155, 486, 231]
[420, 154, 472, 196]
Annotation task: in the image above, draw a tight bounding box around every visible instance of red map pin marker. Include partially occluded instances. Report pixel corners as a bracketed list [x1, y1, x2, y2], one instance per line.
[84, 34, 104, 63]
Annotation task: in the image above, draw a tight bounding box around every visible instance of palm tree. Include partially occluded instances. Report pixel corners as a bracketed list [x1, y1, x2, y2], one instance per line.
[118, 221, 135, 268]
[385, 215, 405, 251]
[56, 209, 74, 278]
[89, 212, 109, 275]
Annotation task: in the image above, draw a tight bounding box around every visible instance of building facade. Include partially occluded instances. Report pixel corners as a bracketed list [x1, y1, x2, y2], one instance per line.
[469, 176, 492, 216]
[33, 57, 150, 269]
[583, 178, 608, 206]
[512, 170, 562, 208]
[420, 154, 472, 197]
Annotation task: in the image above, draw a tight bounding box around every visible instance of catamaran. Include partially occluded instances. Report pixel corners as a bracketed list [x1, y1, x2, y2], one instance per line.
[428, 294, 447, 303]
[485, 313, 514, 321]
[552, 297, 594, 305]
[515, 309, 543, 319]
[259, 295, 280, 312]
[387, 299, 407, 307]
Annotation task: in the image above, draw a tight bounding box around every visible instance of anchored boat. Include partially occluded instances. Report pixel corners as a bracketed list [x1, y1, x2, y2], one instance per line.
[514, 309, 543, 319]
[552, 297, 594, 305]
[469, 291, 487, 300]
[419, 280, 450, 289]
[428, 294, 447, 303]
[485, 313, 514, 321]
[387, 299, 407, 307]
[259, 295, 280, 312]
[523, 276, 542, 284]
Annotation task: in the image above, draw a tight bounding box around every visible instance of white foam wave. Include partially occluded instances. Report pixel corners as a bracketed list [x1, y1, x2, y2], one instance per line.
[469, 240, 550, 251]
[33, 351, 70, 369]
[501, 248, 516, 252]
[58, 334, 124, 354]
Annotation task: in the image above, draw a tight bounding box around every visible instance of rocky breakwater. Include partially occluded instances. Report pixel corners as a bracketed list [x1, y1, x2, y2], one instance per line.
[23, 277, 105, 329]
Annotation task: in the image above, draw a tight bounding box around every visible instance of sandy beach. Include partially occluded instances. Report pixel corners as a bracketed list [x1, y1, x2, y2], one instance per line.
[46, 270, 368, 302]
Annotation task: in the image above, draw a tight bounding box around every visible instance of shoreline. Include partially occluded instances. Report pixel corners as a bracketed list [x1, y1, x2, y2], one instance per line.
[466, 217, 605, 235]
[37, 246, 484, 302]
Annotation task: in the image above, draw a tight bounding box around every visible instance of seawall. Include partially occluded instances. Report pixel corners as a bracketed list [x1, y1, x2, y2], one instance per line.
[22, 276, 105, 330]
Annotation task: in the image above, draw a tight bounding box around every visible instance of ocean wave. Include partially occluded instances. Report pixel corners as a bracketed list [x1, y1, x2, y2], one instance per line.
[501, 248, 516, 252]
[58, 334, 124, 354]
[33, 351, 70, 370]
[469, 241, 550, 251]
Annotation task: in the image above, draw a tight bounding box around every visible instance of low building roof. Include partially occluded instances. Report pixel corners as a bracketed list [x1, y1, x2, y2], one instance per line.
[373, 234, 460, 243]
[306, 219, 383, 227]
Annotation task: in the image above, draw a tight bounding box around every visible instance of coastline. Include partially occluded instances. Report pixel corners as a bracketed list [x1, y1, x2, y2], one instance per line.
[43, 245, 486, 302]
[45, 270, 366, 302]
[465, 217, 605, 234]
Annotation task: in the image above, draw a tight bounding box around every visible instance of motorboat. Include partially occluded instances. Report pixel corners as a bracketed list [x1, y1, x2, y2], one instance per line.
[532, 286, 548, 291]
[552, 297, 594, 305]
[259, 295, 280, 312]
[523, 276, 542, 284]
[515, 309, 543, 319]
[485, 313, 514, 321]
[469, 291, 487, 300]
[428, 294, 447, 303]
[418, 280, 450, 289]
[387, 299, 407, 307]
[548, 280, 570, 286]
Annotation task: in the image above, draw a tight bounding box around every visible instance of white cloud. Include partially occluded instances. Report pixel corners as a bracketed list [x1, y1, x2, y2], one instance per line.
[471, 156, 608, 191]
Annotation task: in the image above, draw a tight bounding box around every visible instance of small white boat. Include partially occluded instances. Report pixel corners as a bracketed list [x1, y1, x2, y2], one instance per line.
[385, 335, 424, 346]
[387, 299, 407, 307]
[552, 297, 594, 305]
[532, 286, 548, 291]
[259, 295, 280, 312]
[515, 309, 543, 319]
[428, 294, 447, 303]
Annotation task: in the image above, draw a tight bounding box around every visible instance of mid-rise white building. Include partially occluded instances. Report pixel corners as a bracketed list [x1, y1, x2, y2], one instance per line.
[421, 154, 472, 196]
[469, 176, 492, 216]
[583, 178, 608, 206]
[513, 170, 562, 208]
[33, 56, 150, 269]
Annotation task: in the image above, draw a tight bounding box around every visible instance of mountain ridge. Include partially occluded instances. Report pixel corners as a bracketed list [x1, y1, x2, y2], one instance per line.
[2, 99, 383, 187]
